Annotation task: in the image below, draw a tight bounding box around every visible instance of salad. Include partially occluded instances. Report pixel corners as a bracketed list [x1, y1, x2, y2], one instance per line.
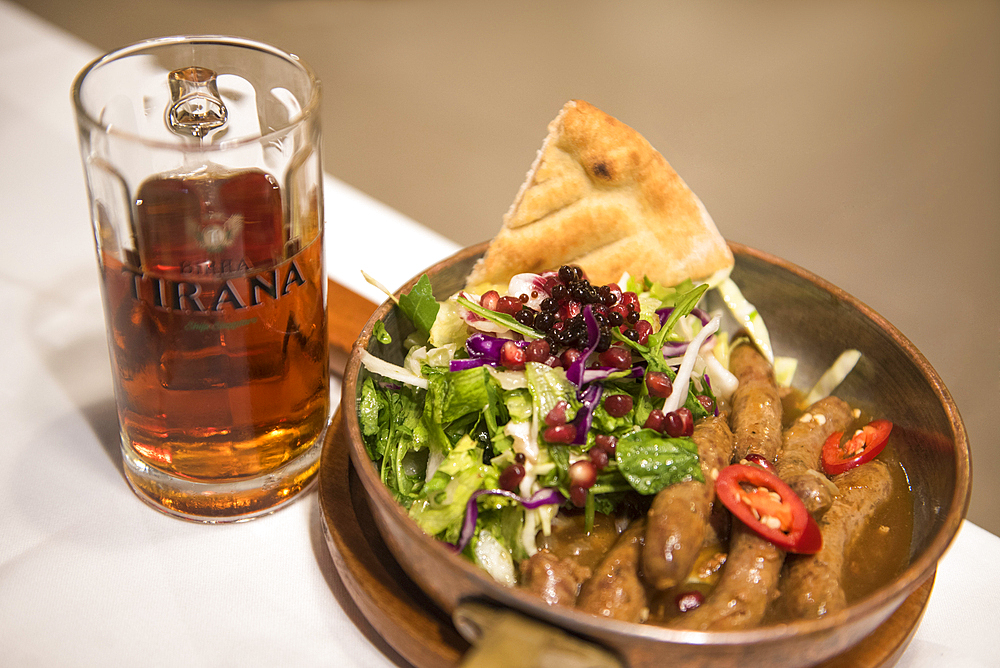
[357, 264, 818, 586]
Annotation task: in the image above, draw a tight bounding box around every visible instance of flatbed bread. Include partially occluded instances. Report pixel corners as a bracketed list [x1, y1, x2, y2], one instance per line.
[466, 100, 733, 291]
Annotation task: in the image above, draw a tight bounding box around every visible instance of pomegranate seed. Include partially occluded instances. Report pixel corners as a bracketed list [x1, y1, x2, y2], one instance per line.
[544, 355, 561, 367]
[498, 464, 525, 492]
[569, 460, 597, 488]
[634, 319, 652, 345]
[594, 434, 617, 456]
[645, 371, 673, 398]
[500, 340, 526, 370]
[514, 452, 526, 464]
[545, 401, 569, 426]
[696, 394, 715, 413]
[589, 447, 609, 470]
[544, 424, 577, 444]
[598, 347, 631, 370]
[607, 283, 622, 303]
[610, 304, 630, 321]
[560, 348, 582, 369]
[621, 291, 640, 311]
[525, 339, 551, 363]
[558, 300, 582, 321]
[676, 590, 704, 613]
[570, 484, 588, 508]
[604, 394, 633, 417]
[644, 409, 665, 432]
[496, 295, 522, 315]
[743, 453, 775, 472]
[480, 290, 499, 310]
[665, 408, 694, 437]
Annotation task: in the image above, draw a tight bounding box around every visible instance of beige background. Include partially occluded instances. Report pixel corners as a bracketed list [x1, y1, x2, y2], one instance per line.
[20, 0, 998, 533]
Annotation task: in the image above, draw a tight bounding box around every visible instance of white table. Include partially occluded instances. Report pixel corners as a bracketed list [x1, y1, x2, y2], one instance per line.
[0, 3, 996, 666]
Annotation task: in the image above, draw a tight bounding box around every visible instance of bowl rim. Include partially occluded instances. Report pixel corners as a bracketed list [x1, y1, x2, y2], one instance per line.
[340, 239, 972, 645]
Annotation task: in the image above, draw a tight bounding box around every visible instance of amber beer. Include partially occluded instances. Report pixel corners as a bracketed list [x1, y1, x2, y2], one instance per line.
[101, 169, 329, 518]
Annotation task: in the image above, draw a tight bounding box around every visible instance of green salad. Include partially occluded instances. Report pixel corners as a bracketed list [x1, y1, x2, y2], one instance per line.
[356, 265, 777, 584]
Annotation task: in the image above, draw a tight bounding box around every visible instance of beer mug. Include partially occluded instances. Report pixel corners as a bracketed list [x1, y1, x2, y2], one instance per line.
[72, 36, 329, 521]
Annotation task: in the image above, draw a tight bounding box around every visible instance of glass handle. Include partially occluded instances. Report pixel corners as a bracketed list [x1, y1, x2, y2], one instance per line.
[166, 66, 228, 138]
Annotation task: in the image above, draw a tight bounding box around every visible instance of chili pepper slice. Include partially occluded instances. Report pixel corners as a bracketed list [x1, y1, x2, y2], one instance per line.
[821, 419, 893, 476]
[715, 464, 822, 554]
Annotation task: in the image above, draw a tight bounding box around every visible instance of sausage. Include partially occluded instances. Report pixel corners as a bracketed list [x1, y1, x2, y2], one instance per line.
[728, 341, 783, 462]
[642, 416, 735, 590]
[576, 519, 648, 622]
[670, 523, 784, 630]
[671, 349, 785, 631]
[780, 459, 893, 618]
[519, 550, 592, 607]
[776, 396, 854, 516]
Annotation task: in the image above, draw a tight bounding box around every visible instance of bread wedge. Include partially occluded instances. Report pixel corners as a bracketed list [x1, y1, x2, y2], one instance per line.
[466, 100, 733, 291]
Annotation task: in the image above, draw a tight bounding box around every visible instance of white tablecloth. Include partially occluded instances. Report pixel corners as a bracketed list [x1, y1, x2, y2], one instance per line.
[0, 3, 995, 666]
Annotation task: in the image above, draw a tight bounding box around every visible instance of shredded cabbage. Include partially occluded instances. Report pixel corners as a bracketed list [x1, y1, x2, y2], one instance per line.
[717, 278, 774, 364]
[804, 349, 862, 405]
[360, 349, 428, 389]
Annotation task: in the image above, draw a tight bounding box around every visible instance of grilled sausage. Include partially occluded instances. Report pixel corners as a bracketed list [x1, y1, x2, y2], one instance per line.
[776, 396, 854, 517]
[672, 349, 785, 630]
[576, 519, 648, 622]
[781, 459, 893, 618]
[728, 341, 783, 462]
[670, 523, 784, 630]
[519, 550, 592, 607]
[642, 416, 735, 590]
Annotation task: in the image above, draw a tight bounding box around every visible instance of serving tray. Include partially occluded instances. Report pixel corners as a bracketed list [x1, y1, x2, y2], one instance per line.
[319, 409, 934, 668]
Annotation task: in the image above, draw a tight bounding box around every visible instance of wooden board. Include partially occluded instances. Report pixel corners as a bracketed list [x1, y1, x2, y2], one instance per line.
[327, 278, 378, 376]
[319, 409, 934, 668]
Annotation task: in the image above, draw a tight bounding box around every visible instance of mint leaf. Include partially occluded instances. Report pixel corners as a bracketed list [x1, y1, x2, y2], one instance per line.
[399, 274, 440, 337]
[615, 429, 702, 495]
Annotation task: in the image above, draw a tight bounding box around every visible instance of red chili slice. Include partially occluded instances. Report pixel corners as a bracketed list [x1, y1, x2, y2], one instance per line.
[821, 419, 893, 476]
[715, 464, 822, 554]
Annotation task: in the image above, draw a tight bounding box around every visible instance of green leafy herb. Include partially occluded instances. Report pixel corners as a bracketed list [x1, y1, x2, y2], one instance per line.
[456, 295, 542, 339]
[615, 429, 703, 495]
[373, 321, 392, 344]
[399, 274, 440, 337]
[647, 282, 709, 351]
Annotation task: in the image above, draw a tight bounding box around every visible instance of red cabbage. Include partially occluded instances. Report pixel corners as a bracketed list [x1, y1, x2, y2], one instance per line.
[449, 358, 495, 371]
[449, 487, 565, 553]
[571, 383, 605, 445]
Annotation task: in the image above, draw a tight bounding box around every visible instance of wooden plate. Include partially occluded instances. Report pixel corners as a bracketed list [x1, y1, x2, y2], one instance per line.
[319, 409, 935, 668]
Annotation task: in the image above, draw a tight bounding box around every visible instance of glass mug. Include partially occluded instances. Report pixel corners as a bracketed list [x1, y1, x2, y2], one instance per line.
[72, 36, 329, 521]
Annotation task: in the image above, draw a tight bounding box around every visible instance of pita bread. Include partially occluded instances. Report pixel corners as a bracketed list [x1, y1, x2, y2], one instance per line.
[466, 100, 733, 291]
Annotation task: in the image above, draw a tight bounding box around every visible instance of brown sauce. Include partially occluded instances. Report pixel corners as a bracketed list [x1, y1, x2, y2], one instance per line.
[841, 444, 913, 603]
[522, 393, 915, 627]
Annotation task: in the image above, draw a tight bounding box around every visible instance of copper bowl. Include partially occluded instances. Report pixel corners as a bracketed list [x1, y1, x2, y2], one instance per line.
[339, 241, 971, 668]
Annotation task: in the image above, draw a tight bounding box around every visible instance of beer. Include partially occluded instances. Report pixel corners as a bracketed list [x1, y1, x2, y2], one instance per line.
[100, 168, 329, 518]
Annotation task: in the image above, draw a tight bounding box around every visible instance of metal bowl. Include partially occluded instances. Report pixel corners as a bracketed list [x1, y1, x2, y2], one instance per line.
[339, 240, 971, 668]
